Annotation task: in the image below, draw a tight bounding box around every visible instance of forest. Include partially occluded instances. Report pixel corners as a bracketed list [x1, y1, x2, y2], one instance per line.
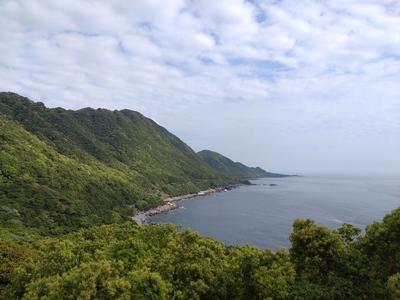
[1, 93, 399, 299]
[0, 93, 274, 235]
[1, 207, 400, 299]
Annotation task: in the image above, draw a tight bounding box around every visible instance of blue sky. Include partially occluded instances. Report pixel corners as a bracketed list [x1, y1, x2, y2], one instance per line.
[0, 0, 399, 175]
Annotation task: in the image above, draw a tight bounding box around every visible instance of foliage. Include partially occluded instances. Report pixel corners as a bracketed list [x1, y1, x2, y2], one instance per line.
[1, 208, 399, 299]
[198, 150, 288, 178]
[387, 273, 400, 300]
[0, 93, 263, 234]
[2, 224, 294, 300]
[0, 239, 39, 298]
[0, 113, 159, 234]
[1, 92, 399, 299]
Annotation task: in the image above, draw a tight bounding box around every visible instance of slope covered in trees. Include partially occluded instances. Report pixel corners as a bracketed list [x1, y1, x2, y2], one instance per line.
[3, 92, 398, 299]
[1, 208, 400, 299]
[198, 150, 288, 179]
[0, 113, 159, 234]
[0, 92, 221, 194]
[0, 93, 277, 234]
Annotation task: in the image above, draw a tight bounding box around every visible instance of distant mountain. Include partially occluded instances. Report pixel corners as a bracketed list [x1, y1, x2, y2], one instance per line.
[198, 150, 289, 178]
[0, 92, 286, 233]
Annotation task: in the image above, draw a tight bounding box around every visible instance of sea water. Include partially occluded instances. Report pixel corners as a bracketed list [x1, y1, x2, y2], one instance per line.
[149, 176, 400, 249]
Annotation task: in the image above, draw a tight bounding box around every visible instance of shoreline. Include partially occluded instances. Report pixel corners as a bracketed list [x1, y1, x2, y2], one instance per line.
[131, 185, 238, 225]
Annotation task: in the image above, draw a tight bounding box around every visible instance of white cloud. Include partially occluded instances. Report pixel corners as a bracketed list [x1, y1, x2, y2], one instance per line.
[0, 0, 399, 174]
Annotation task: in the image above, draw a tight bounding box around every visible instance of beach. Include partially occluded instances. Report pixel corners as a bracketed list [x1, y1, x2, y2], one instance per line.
[131, 186, 230, 225]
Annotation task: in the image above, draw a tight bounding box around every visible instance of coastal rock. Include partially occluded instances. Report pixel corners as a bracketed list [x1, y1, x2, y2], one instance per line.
[131, 185, 242, 225]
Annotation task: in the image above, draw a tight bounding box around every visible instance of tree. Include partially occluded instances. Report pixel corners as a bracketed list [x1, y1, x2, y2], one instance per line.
[334, 223, 361, 245]
[387, 273, 400, 300]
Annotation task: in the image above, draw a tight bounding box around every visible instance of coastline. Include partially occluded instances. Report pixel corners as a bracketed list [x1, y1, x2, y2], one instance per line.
[131, 185, 236, 225]
[130, 176, 296, 225]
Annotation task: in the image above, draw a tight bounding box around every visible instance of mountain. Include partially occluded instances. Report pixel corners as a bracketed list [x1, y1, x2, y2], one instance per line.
[0, 93, 219, 190]
[0, 92, 281, 233]
[198, 150, 289, 178]
[0, 112, 148, 233]
[2, 93, 397, 299]
[0, 92, 219, 233]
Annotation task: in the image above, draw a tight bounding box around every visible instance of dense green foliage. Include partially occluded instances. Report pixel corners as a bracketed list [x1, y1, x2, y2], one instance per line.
[198, 150, 288, 179]
[1, 208, 400, 299]
[0, 113, 153, 234]
[1, 92, 398, 299]
[0, 93, 276, 234]
[0, 92, 222, 195]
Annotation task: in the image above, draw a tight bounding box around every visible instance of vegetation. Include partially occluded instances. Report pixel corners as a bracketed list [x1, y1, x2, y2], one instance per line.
[0, 92, 223, 196]
[1, 92, 398, 299]
[0, 93, 274, 234]
[0, 113, 155, 234]
[0, 208, 399, 299]
[198, 150, 289, 179]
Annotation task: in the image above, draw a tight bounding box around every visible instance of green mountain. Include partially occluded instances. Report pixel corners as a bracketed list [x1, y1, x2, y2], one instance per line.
[0, 92, 280, 234]
[198, 150, 288, 178]
[0, 112, 160, 234]
[1, 92, 399, 299]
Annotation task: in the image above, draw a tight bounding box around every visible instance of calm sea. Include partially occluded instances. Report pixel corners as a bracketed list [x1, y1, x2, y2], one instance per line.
[148, 176, 400, 249]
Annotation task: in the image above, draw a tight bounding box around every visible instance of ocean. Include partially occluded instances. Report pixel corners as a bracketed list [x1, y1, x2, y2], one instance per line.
[148, 176, 400, 249]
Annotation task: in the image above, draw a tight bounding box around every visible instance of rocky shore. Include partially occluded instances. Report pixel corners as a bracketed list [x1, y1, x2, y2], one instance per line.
[131, 185, 237, 225]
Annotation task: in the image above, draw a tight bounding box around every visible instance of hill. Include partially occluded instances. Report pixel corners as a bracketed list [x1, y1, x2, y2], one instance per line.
[198, 150, 289, 179]
[0, 92, 280, 233]
[0, 93, 221, 191]
[1, 92, 399, 299]
[0, 112, 162, 234]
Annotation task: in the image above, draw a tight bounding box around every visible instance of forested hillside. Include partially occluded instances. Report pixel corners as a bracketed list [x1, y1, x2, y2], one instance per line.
[0, 92, 220, 193]
[1, 208, 400, 299]
[198, 150, 289, 178]
[0, 93, 274, 234]
[3, 92, 398, 299]
[0, 114, 157, 234]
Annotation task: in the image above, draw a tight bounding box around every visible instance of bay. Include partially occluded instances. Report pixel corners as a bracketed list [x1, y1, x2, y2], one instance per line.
[148, 176, 400, 249]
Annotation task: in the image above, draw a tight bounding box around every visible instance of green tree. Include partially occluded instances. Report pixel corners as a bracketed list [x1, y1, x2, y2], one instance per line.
[334, 223, 361, 245]
[387, 273, 400, 300]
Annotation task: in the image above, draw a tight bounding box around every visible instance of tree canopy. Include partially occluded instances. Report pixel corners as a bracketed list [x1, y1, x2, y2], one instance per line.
[2, 208, 400, 299]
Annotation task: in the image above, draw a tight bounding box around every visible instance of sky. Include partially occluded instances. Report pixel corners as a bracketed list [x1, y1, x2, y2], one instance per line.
[0, 0, 399, 175]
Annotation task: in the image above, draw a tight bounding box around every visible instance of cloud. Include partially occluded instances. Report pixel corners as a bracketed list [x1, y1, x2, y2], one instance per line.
[0, 0, 399, 174]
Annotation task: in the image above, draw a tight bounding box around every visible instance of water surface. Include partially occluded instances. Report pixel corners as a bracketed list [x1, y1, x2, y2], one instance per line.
[149, 176, 400, 249]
